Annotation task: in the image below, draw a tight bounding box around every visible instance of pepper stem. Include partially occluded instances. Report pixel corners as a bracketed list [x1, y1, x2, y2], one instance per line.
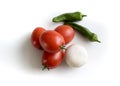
[96, 40, 101, 43]
[82, 15, 87, 17]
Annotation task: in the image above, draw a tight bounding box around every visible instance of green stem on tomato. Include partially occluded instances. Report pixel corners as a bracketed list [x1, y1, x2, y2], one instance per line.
[42, 64, 49, 70]
[60, 45, 66, 50]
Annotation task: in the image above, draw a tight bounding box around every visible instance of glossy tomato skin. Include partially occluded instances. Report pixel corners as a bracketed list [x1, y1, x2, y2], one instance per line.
[39, 30, 65, 53]
[55, 25, 75, 44]
[42, 50, 63, 69]
[31, 27, 46, 50]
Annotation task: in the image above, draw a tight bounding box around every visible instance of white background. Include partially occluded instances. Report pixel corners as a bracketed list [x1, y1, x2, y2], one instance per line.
[0, 0, 120, 86]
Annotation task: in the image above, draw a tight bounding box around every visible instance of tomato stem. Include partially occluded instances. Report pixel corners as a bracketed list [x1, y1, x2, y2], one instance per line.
[42, 64, 49, 70]
[60, 45, 66, 50]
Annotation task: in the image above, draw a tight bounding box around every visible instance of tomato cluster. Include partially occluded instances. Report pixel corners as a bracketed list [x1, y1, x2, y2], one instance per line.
[31, 25, 75, 69]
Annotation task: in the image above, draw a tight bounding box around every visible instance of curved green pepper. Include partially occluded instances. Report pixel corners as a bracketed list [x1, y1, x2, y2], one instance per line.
[64, 22, 100, 43]
[52, 11, 86, 22]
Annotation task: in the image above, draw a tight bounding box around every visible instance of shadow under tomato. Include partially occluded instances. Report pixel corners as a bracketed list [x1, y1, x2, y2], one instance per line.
[20, 34, 43, 72]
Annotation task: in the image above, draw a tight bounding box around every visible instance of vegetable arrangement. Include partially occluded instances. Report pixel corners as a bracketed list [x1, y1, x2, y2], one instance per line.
[31, 11, 100, 70]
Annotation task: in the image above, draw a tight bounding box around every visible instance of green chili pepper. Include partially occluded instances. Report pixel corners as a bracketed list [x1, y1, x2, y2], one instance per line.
[52, 12, 86, 22]
[64, 22, 100, 43]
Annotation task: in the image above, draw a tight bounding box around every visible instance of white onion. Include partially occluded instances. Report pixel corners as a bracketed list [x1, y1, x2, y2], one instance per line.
[65, 44, 88, 67]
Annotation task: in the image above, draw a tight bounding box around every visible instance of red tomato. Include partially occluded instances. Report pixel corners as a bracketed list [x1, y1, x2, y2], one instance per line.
[31, 27, 46, 49]
[55, 25, 75, 44]
[39, 30, 65, 53]
[42, 50, 63, 69]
